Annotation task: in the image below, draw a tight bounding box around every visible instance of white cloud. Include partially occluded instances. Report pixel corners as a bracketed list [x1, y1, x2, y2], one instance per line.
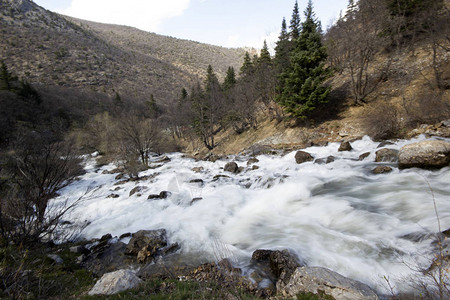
[60, 0, 191, 32]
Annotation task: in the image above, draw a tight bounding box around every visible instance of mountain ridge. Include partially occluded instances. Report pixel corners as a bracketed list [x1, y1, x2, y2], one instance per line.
[0, 0, 246, 103]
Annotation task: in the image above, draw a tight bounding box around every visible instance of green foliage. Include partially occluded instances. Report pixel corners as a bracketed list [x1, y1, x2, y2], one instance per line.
[240, 52, 254, 77]
[296, 290, 335, 300]
[223, 66, 237, 91]
[276, 0, 331, 120]
[290, 0, 301, 40]
[259, 40, 272, 66]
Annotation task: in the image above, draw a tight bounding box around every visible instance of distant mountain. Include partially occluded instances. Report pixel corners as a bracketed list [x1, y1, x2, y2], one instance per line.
[0, 0, 246, 102]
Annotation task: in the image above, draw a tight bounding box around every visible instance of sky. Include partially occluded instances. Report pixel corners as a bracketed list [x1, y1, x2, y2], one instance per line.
[32, 0, 348, 50]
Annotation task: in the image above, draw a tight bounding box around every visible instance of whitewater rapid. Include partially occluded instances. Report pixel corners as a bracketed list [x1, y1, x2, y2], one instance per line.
[53, 135, 450, 294]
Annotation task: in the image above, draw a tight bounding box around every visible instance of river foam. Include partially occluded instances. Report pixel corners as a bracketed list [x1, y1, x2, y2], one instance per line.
[53, 135, 450, 293]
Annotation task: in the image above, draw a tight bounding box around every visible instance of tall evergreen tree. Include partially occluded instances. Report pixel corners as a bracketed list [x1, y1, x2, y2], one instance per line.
[274, 18, 291, 72]
[223, 66, 237, 91]
[277, 0, 331, 119]
[240, 52, 254, 76]
[289, 0, 301, 40]
[258, 40, 272, 65]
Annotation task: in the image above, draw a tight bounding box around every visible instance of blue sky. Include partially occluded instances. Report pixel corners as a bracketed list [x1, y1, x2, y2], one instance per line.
[33, 0, 348, 49]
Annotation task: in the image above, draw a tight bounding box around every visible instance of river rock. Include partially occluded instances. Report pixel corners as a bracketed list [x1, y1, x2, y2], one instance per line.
[372, 166, 393, 174]
[191, 167, 204, 173]
[129, 186, 146, 197]
[247, 157, 260, 165]
[125, 229, 168, 260]
[251, 249, 303, 286]
[88, 269, 142, 295]
[338, 141, 353, 152]
[359, 152, 371, 161]
[224, 162, 239, 173]
[315, 156, 335, 165]
[398, 140, 450, 169]
[277, 266, 378, 300]
[295, 151, 314, 164]
[375, 148, 399, 162]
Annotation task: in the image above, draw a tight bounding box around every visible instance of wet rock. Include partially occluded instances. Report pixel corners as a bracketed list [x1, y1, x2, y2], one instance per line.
[312, 140, 329, 147]
[47, 254, 63, 265]
[399, 140, 450, 169]
[88, 269, 142, 295]
[129, 186, 146, 197]
[252, 165, 260, 170]
[189, 179, 204, 185]
[125, 229, 168, 263]
[338, 141, 353, 152]
[277, 266, 378, 300]
[372, 166, 393, 174]
[359, 152, 371, 161]
[251, 249, 303, 286]
[224, 162, 239, 173]
[247, 157, 260, 165]
[204, 153, 220, 162]
[159, 191, 171, 199]
[107, 194, 120, 199]
[190, 197, 203, 205]
[115, 173, 126, 180]
[137, 253, 198, 280]
[295, 151, 314, 164]
[377, 141, 395, 148]
[375, 148, 399, 162]
[314, 156, 335, 165]
[213, 174, 231, 181]
[119, 232, 132, 239]
[147, 194, 161, 200]
[191, 167, 204, 173]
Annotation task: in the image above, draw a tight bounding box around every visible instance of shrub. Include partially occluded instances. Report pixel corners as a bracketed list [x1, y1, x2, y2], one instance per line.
[361, 102, 401, 140]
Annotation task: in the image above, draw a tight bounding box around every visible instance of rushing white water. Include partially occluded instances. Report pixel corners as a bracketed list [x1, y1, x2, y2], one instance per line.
[53, 135, 450, 294]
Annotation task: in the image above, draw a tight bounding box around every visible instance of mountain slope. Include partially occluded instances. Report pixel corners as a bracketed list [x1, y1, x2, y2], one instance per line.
[0, 0, 245, 102]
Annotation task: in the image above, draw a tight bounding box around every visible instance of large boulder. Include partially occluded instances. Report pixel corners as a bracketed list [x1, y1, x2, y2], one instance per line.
[277, 267, 378, 300]
[398, 140, 450, 169]
[295, 151, 314, 164]
[375, 148, 399, 162]
[88, 269, 142, 295]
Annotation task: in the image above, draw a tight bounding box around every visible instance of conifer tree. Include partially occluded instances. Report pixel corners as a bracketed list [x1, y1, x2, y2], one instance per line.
[258, 40, 272, 65]
[277, 0, 331, 119]
[290, 0, 301, 40]
[240, 52, 254, 76]
[274, 18, 291, 73]
[223, 66, 236, 91]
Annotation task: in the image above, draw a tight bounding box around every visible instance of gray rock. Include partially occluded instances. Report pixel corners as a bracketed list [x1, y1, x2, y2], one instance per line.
[338, 141, 353, 152]
[295, 151, 314, 164]
[247, 157, 260, 165]
[375, 148, 399, 162]
[315, 156, 335, 165]
[70, 245, 89, 255]
[88, 269, 142, 295]
[224, 162, 239, 173]
[129, 186, 146, 197]
[107, 194, 120, 198]
[358, 152, 371, 161]
[125, 229, 168, 263]
[398, 140, 450, 169]
[191, 167, 204, 173]
[277, 266, 378, 300]
[372, 166, 393, 174]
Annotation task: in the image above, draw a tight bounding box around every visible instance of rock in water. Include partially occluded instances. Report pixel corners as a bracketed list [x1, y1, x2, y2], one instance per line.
[338, 141, 353, 152]
[295, 151, 313, 164]
[224, 162, 239, 173]
[375, 148, 399, 162]
[277, 267, 378, 300]
[372, 166, 393, 174]
[398, 140, 450, 169]
[88, 269, 142, 295]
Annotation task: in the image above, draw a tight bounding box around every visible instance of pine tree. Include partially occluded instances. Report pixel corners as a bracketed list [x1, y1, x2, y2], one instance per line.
[290, 0, 301, 40]
[274, 18, 291, 72]
[223, 66, 236, 91]
[277, 0, 331, 119]
[240, 52, 254, 76]
[180, 88, 188, 100]
[258, 40, 272, 65]
[146, 94, 159, 118]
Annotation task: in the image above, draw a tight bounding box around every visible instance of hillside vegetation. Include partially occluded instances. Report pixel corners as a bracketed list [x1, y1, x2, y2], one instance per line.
[0, 0, 246, 102]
